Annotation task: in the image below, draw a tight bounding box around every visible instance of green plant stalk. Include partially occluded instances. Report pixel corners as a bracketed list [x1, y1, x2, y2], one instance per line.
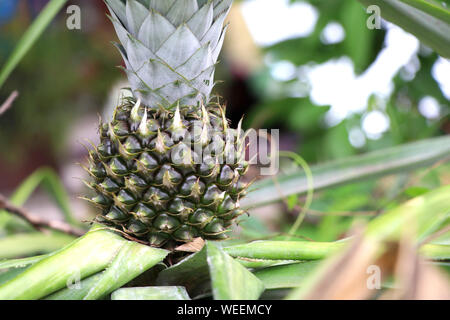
[224, 241, 450, 261]
[243, 136, 450, 209]
[0, 0, 69, 89]
[0, 226, 126, 300]
[224, 241, 346, 260]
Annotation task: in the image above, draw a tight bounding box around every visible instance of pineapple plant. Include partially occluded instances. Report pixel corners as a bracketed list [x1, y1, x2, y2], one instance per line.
[85, 0, 249, 248]
[1, 0, 449, 302]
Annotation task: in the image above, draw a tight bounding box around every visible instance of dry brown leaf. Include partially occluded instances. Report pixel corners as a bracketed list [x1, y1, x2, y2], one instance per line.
[381, 233, 450, 300]
[175, 237, 205, 253]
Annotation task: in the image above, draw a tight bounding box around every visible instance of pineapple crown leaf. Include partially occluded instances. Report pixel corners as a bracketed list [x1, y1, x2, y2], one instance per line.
[106, 0, 233, 108]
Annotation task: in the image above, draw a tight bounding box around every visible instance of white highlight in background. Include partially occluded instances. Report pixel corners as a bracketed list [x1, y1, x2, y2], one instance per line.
[241, 0, 318, 47]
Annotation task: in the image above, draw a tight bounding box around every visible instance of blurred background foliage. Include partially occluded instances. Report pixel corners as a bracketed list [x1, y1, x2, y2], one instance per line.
[0, 0, 449, 242]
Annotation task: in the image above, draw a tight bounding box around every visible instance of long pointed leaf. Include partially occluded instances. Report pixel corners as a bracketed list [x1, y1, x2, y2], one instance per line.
[243, 136, 450, 208]
[83, 242, 168, 300]
[0, 226, 125, 300]
[207, 242, 265, 300]
[156, 246, 211, 298]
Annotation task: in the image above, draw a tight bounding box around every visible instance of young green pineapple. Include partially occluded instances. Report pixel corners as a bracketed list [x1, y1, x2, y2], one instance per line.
[85, 0, 249, 248]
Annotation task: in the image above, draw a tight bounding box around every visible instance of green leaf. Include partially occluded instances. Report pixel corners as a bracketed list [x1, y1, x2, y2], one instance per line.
[0, 233, 75, 259]
[0, 268, 28, 286]
[206, 242, 265, 300]
[358, 0, 450, 58]
[253, 261, 321, 289]
[111, 286, 191, 300]
[10, 226, 168, 300]
[243, 136, 450, 209]
[83, 242, 168, 300]
[157, 243, 267, 300]
[0, 0, 69, 89]
[0, 226, 126, 300]
[156, 246, 211, 298]
[44, 273, 103, 300]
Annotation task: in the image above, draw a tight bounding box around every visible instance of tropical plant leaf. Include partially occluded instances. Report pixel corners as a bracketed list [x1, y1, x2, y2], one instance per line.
[0, 267, 28, 286]
[155, 245, 211, 298]
[206, 242, 265, 300]
[0, 0, 69, 89]
[358, 0, 450, 58]
[83, 241, 168, 300]
[243, 136, 450, 208]
[0, 226, 126, 299]
[44, 273, 103, 300]
[157, 242, 267, 300]
[111, 286, 191, 300]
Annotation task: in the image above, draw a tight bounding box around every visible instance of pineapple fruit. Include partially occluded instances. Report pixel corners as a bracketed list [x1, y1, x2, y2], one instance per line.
[85, 0, 249, 248]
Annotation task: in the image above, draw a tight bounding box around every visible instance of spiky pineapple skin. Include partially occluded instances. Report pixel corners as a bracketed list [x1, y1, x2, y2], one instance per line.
[86, 99, 248, 248]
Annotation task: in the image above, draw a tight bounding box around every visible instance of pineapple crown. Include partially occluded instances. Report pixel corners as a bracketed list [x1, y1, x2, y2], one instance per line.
[106, 0, 233, 109]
